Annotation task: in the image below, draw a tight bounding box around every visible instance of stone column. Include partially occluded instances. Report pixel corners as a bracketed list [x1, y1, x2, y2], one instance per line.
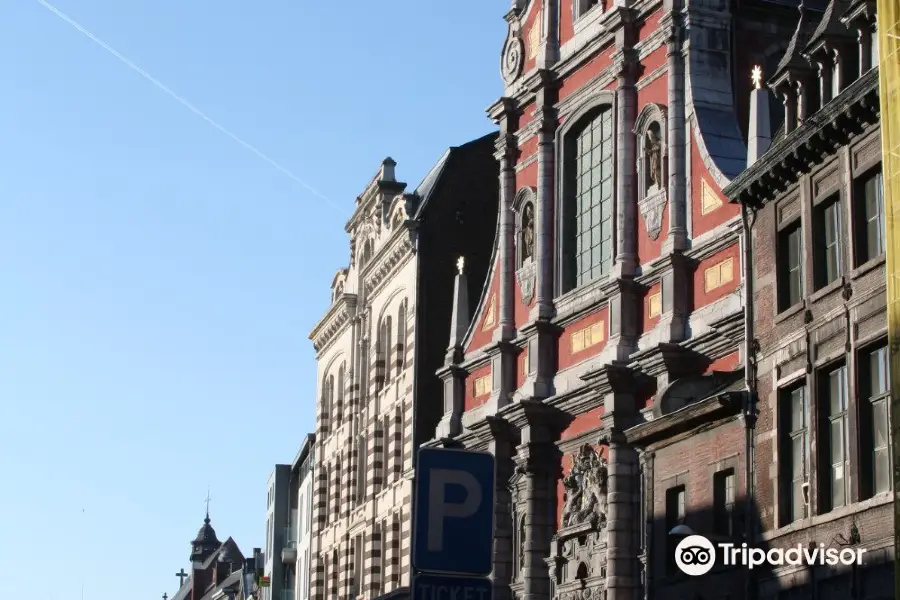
[858, 28, 873, 73]
[533, 86, 558, 321]
[664, 11, 687, 252]
[602, 429, 640, 600]
[472, 417, 517, 600]
[613, 46, 639, 277]
[511, 402, 567, 600]
[495, 119, 520, 342]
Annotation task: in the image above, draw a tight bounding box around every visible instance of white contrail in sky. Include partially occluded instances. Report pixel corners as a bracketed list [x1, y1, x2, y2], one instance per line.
[35, 0, 346, 215]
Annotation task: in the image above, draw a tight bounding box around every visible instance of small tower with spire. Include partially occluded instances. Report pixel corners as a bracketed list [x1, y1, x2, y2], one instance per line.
[190, 498, 221, 567]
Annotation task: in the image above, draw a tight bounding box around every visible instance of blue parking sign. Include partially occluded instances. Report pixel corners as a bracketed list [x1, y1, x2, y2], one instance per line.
[412, 447, 495, 575]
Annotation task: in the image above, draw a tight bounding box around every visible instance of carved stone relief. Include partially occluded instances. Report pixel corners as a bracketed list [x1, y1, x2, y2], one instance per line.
[516, 261, 536, 305]
[560, 445, 609, 529]
[639, 188, 667, 241]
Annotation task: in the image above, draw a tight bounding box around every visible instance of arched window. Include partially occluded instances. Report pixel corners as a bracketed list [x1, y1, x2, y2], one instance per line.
[322, 465, 330, 525]
[337, 364, 345, 422]
[559, 104, 615, 292]
[327, 374, 335, 427]
[356, 433, 367, 504]
[333, 460, 342, 521]
[393, 406, 403, 482]
[384, 316, 393, 383]
[361, 239, 374, 267]
[331, 549, 339, 598]
[397, 300, 408, 370]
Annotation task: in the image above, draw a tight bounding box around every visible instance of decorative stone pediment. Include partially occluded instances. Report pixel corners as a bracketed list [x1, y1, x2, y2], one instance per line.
[310, 295, 357, 354]
[638, 186, 667, 240]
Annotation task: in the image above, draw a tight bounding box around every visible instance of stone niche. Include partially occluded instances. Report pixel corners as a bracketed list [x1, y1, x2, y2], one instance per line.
[548, 445, 609, 600]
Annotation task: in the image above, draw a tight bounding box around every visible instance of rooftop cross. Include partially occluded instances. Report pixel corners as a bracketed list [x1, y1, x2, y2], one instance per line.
[204, 487, 212, 521]
[163, 594, 169, 600]
[456, 256, 465, 274]
[751, 65, 763, 89]
[176, 568, 189, 586]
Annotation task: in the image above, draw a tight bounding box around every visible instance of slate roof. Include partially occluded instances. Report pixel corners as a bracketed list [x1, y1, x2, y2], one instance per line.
[770, 0, 828, 84]
[805, 0, 855, 52]
[412, 132, 498, 219]
[193, 516, 219, 545]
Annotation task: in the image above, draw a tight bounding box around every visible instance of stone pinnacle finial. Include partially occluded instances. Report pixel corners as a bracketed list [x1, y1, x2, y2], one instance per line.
[456, 256, 465, 274]
[751, 65, 763, 90]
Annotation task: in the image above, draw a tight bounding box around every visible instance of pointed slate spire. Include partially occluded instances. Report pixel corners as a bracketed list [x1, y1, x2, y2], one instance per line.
[747, 66, 773, 167]
[445, 256, 470, 365]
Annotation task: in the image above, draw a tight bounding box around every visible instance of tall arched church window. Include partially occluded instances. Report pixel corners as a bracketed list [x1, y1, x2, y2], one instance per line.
[384, 316, 393, 383]
[337, 364, 345, 422]
[559, 104, 615, 292]
[397, 300, 407, 371]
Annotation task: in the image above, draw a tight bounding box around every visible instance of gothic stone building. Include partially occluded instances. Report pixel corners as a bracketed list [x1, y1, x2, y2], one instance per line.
[308, 137, 499, 600]
[724, 0, 893, 597]
[430, 0, 816, 599]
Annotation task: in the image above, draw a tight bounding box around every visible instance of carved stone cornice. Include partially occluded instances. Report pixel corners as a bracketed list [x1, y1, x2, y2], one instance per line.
[501, 398, 573, 433]
[625, 392, 742, 450]
[468, 414, 516, 443]
[581, 363, 653, 397]
[725, 67, 880, 206]
[309, 294, 358, 355]
[362, 234, 415, 298]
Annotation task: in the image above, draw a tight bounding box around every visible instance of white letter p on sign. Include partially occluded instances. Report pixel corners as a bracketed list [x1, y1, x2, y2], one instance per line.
[427, 468, 483, 552]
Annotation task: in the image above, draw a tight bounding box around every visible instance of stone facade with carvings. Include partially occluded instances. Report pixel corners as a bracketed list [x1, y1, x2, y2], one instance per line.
[429, 1, 816, 600]
[308, 138, 499, 600]
[725, 0, 894, 596]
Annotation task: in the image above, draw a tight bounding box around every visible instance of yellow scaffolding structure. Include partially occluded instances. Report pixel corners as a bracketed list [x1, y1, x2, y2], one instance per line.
[881, 0, 900, 595]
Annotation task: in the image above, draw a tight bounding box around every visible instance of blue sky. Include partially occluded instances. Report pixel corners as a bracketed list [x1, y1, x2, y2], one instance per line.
[0, 1, 502, 596]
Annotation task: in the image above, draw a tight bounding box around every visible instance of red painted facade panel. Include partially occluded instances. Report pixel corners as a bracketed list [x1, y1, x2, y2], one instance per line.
[466, 262, 500, 353]
[705, 350, 740, 373]
[690, 131, 740, 235]
[643, 280, 662, 332]
[557, 307, 609, 369]
[559, 48, 614, 102]
[693, 242, 741, 307]
[464, 365, 492, 411]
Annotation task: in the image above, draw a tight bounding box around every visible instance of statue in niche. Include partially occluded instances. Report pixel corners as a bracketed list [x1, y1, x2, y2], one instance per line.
[519, 515, 527, 575]
[521, 202, 535, 262]
[560, 445, 609, 528]
[645, 126, 662, 190]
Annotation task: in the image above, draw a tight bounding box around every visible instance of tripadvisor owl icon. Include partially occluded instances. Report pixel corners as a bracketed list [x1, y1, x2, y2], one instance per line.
[675, 535, 717, 576]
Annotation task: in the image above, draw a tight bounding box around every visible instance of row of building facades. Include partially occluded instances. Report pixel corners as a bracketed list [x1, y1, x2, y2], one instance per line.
[165, 0, 897, 598]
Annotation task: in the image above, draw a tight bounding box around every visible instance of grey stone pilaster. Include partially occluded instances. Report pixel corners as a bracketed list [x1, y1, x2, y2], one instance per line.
[495, 119, 520, 343]
[610, 17, 639, 277]
[532, 77, 558, 322]
[602, 429, 640, 600]
[656, 253, 691, 343]
[472, 417, 517, 600]
[484, 342, 517, 414]
[663, 10, 687, 252]
[508, 402, 569, 600]
[435, 365, 466, 438]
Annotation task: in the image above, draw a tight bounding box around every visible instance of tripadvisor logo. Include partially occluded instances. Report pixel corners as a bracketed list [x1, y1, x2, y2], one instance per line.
[675, 535, 867, 577]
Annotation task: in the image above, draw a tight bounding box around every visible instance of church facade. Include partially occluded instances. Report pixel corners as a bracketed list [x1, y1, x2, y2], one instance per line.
[308, 139, 499, 600]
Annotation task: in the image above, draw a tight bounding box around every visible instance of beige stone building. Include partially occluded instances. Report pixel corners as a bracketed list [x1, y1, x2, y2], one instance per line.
[307, 137, 499, 600]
